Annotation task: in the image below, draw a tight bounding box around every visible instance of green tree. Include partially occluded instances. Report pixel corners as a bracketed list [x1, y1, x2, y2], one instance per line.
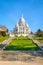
[36, 29, 43, 37]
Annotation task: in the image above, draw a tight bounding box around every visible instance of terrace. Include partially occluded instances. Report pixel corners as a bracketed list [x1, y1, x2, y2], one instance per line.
[5, 36, 40, 50]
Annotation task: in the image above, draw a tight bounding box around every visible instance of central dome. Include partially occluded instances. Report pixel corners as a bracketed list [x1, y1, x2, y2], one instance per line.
[19, 15, 25, 26]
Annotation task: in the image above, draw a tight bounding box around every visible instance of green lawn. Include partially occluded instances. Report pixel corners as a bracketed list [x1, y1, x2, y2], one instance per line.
[0, 36, 9, 43]
[33, 36, 43, 43]
[5, 36, 40, 50]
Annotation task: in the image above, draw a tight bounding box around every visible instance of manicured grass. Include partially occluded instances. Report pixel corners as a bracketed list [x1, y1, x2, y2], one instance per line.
[33, 36, 43, 43]
[5, 36, 40, 50]
[0, 36, 9, 43]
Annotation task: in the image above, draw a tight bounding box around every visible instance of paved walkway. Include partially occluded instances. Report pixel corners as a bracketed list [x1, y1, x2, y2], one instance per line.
[0, 37, 14, 50]
[0, 61, 43, 65]
[28, 35, 43, 51]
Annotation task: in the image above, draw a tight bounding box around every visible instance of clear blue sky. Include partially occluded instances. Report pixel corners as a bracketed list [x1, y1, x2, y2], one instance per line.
[0, 0, 43, 32]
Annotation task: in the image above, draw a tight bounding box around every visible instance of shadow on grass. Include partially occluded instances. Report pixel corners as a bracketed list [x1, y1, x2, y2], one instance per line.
[0, 44, 6, 49]
[4, 45, 41, 51]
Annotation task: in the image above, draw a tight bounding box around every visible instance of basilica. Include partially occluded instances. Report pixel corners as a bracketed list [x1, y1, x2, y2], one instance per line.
[14, 15, 31, 36]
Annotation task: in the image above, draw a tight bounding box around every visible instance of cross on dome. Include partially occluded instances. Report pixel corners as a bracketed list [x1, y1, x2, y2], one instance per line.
[21, 14, 23, 18]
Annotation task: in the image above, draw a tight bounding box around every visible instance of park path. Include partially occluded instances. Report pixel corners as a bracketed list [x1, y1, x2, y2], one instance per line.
[0, 37, 14, 50]
[28, 35, 43, 51]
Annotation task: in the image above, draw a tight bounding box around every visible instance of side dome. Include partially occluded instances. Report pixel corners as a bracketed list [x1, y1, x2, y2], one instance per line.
[16, 23, 19, 27]
[25, 23, 29, 27]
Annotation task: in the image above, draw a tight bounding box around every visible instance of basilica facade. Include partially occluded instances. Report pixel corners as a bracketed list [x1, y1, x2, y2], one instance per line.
[14, 15, 31, 36]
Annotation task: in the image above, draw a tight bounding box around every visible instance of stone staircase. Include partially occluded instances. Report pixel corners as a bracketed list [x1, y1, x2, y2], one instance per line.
[0, 37, 14, 50]
[28, 35, 43, 51]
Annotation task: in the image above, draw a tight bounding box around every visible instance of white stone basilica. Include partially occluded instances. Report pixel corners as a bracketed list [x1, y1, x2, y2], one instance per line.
[14, 15, 31, 36]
